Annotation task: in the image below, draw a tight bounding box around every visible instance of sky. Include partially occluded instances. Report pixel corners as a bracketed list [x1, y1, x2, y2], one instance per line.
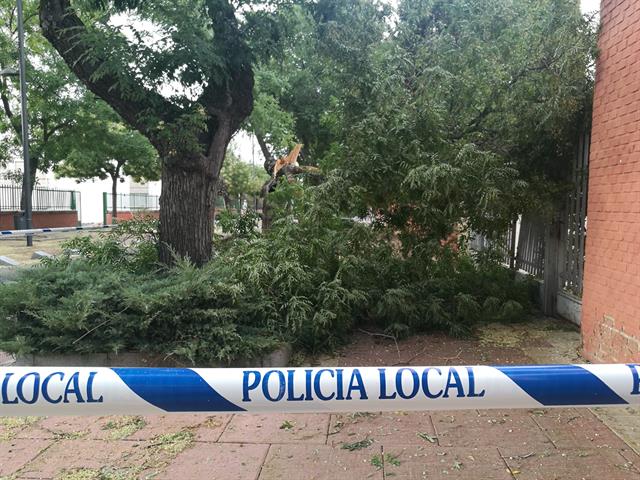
[581, 0, 600, 14]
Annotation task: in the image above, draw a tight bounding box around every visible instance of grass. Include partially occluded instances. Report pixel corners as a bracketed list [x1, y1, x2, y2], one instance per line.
[341, 438, 373, 451]
[152, 430, 195, 455]
[0, 416, 40, 440]
[0, 231, 103, 265]
[101, 416, 146, 440]
[371, 452, 401, 469]
[279, 420, 295, 430]
[55, 467, 139, 480]
[53, 430, 196, 480]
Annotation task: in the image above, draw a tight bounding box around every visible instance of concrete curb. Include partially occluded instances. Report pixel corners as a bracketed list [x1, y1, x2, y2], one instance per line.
[11, 344, 292, 368]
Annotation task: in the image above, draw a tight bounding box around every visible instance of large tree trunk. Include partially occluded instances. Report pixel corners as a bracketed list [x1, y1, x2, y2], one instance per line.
[158, 164, 216, 266]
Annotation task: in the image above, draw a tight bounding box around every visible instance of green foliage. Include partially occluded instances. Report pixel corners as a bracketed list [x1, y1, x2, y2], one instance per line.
[252, 0, 596, 243]
[0, 187, 534, 361]
[0, 220, 281, 363]
[0, 0, 159, 192]
[216, 209, 261, 240]
[59, 217, 159, 273]
[0, 0, 590, 361]
[220, 152, 269, 197]
[52, 99, 159, 185]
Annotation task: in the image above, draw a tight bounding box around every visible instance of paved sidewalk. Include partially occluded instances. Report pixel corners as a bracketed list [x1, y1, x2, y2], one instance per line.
[2, 319, 640, 479]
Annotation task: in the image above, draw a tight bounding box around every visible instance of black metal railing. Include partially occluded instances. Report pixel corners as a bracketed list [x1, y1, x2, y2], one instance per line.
[0, 184, 79, 212]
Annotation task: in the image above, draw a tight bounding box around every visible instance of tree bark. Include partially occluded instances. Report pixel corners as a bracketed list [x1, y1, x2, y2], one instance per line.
[19, 158, 38, 212]
[111, 175, 118, 222]
[256, 134, 276, 231]
[159, 163, 216, 266]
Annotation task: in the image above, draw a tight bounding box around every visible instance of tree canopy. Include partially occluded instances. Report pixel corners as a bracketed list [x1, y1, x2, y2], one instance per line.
[1, 0, 85, 190]
[35, 0, 596, 263]
[0, 0, 160, 212]
[250, 0, 596, 243]
[221, 151, 268, 199]
[53, 99, 158, 185]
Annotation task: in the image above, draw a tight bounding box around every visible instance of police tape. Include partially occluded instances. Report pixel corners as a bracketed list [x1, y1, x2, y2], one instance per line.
[1, 364, 639, 416]
[0, 225, 112, 238]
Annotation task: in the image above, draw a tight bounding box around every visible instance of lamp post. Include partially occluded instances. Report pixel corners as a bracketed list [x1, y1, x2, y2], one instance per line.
[16, 0, 33, 246]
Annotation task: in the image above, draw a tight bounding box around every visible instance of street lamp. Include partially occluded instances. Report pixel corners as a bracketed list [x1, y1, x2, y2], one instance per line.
[15, 0, 32, 245]
[0, 68, 18, 76]
[2, 2, 33, 245]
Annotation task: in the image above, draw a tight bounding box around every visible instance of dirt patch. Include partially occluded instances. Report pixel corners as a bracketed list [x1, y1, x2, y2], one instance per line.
[0, 230, 101, 265]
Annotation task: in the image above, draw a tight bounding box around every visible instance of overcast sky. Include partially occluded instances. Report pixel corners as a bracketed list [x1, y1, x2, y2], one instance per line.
[581, 0, 600, 14]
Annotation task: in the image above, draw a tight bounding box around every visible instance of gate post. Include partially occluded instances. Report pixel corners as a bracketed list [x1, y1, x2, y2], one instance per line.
[102, 192, 108, 226]
[542, 212, 563, 315]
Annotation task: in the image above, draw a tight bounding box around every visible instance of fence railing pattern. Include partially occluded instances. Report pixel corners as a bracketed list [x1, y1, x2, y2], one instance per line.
[0, 184, 79, 212]
[515, 215, 546, 278]
[223, 194, 263, 212]
[561, 131, 590, 297]
[104, 192, 160, 213]
[470, 217, 545, 279]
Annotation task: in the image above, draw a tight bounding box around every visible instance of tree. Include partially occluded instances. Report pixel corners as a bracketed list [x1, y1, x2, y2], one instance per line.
[52, 98, 159, 220]
[38, 0, 290, 265]
[313, 0, 595, 244]
[220, 151, 268, 208]
[0, 0, 88, 209]
[245, 1, 391, 168]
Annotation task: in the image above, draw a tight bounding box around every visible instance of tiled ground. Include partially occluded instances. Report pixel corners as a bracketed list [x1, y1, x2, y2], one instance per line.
[2, 319, 640, 479]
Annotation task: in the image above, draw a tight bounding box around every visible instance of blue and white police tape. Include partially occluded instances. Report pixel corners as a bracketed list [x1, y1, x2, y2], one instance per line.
[2, 364, 640, 416]
[0, 225, 112, 238]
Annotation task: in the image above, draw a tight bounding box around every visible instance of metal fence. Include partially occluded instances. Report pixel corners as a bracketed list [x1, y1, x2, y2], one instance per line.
[515, 215, 546, 278]
[470, 217, 545, 279]
[469, 131, 590, 293]
[560, 131, 590, 297]
[0, 184, 79, 212]
[103, 192, 160, 212]
[102, 192, 160, 224]
[224, 194, 263, 212]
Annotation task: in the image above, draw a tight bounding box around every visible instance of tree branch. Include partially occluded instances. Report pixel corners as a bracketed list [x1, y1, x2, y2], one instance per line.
[256, 133, 276, 174]
[0, 80, 21, 137]
[39, 0, 181, 141]
[198, 0, 254, 170]
[45, 119, 74, 141]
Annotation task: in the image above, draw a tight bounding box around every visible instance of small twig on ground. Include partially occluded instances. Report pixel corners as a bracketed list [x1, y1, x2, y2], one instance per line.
[393, 344, 429, 366]
[358, 328, 401, 362]
[439, 348, 464, 365]
[394, 347, 463, 366]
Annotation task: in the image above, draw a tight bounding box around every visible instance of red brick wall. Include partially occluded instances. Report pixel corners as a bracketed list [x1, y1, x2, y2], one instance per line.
[0, 211, 78, 230]
[581, 0, 640, 362]
[105, 210, 160, 225]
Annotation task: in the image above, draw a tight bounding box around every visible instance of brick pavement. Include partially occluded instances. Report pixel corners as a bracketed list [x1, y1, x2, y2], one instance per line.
[2, 319, 640, 479]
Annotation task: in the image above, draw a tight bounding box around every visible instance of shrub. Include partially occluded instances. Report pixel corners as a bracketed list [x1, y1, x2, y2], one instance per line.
[0, 258, 282, 364]
[0, 197, 534, 362]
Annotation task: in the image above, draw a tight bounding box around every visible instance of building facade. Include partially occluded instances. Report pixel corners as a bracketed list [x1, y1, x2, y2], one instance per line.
[581, 0, 640, 362]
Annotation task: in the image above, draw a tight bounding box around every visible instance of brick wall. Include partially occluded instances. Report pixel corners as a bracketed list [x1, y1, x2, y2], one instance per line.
[581, 0, 640, 362]
[105, 210, 160, 225]
[0, 211, 79, 230]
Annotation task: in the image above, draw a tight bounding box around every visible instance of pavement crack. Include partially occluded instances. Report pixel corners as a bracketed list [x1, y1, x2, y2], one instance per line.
[428, 415, 440, 447]
[496, 447, 518, 480]
[530, 413, 557, 449]
[254, 443, 272, 480]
